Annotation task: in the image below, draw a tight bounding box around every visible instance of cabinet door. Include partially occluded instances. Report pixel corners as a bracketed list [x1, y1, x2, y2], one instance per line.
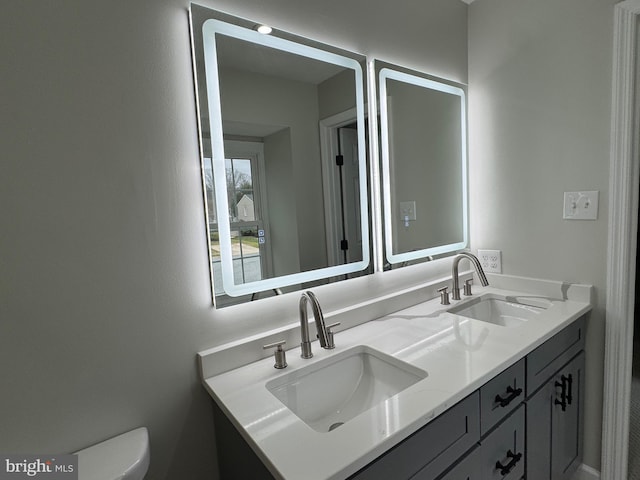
[526, 352, 584, 480]
[551, 352, 584, 480]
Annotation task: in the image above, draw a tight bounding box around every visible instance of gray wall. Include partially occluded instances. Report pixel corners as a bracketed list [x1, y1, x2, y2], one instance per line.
[318, 69, 359, 120]
[264, 128, 299, 277]
[468, 0, 615, 471]
[0, 0, 467, 479]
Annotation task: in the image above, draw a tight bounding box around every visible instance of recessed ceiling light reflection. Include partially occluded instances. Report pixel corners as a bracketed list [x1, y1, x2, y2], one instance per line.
[255, 24, 272, 35]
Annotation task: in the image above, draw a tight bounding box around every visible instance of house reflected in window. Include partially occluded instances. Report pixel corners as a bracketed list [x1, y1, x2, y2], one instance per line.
[237, 194, 254, 222]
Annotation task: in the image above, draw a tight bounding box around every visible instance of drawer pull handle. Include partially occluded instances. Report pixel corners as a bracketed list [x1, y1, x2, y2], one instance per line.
[495, 386, 522, 407]
[495, 449, 522, 475]
[555, 375, 571, 411]
[564, 374, 573, 405]
[555, 395, 567, 411]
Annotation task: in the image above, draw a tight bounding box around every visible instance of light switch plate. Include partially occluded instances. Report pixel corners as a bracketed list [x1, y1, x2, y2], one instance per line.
[563, 191, 599, 220]
[399, 201, 417, 221]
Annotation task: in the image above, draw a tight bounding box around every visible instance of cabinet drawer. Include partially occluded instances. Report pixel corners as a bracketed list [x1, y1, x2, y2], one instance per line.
[526, 316, 585, 396]
[480, 359, 525, 435]
[427, 446, 481, 480]
[350, 392, 480, 480]
[480, 405, 525, 480]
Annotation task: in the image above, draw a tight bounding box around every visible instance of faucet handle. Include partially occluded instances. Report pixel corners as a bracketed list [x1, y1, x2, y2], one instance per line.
[463, 278, 473, 296]
[325, 322, 340, 349]
[437, 286, 450, 305]
[263, 340, 287, 369]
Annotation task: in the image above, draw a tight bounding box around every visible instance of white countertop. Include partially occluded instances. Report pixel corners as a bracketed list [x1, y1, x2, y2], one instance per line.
[200, 280, 592, 480]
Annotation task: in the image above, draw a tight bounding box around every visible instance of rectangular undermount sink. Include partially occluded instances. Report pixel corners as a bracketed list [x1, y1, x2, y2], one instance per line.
[448, 295, 548, 327]
[266, 345, 427, 433]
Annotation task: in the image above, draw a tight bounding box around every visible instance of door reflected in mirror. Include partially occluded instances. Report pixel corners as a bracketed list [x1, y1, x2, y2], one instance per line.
[377, 61, 468, 267]
[190, 5, 371, 306]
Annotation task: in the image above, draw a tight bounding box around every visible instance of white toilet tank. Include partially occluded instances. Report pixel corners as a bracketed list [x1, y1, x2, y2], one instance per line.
[75, 427, 150, 480]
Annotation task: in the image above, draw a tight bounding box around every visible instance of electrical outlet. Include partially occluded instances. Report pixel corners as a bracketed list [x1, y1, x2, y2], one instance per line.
[478, 249, 502, 273]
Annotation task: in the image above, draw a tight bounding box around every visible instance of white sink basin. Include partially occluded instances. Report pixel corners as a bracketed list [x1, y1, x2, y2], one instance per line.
[448, 295, 547, 327]
[266, 345, 428, 433]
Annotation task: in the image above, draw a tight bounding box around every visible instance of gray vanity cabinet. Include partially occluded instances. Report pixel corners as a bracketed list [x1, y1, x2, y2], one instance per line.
[526, 352, 585, 480]
[211, 317, 586, 480]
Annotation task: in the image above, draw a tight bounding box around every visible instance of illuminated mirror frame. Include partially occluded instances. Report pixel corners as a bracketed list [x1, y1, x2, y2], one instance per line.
[378, 66, 468, 265]
[200, 18, 370, 298]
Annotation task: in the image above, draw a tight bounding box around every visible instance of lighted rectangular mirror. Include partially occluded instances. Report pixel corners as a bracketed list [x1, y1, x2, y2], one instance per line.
[189, 5, 371, 306]
[376, 61, 468, 266]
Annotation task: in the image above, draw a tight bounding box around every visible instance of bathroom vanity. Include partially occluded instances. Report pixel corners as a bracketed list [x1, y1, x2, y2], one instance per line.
[198, 275, 591, 480]
[190, 6, 591, 478]
[349, 317, 584, 480]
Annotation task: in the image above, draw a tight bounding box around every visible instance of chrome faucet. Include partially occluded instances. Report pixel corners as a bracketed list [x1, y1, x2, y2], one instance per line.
[451, 252, 489, 300]
[299, 291, 329, 358]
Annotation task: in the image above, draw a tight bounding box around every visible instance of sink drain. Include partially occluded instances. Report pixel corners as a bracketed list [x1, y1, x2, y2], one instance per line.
[328, 422, 344, 432]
